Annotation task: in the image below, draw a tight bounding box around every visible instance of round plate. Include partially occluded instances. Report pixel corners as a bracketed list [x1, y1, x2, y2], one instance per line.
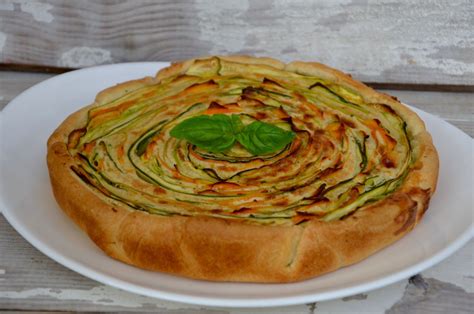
[1, 63, 472, 308]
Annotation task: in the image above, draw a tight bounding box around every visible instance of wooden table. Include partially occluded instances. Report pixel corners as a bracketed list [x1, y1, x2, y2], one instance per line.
[0, 71, 472, 313]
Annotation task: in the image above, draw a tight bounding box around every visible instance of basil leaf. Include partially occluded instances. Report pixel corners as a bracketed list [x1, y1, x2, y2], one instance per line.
[170, 114, 296, 155]
[236, 121, 295, 155]
[230, 114, 245, 134]
[170, 114, 235, 152]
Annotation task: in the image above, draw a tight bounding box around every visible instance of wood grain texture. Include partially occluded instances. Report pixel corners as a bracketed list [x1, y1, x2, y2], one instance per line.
[0, 71, 53, 110]
[0, 0, 473, 85]
[0, 71, 473, 313]
[385, 90, 474, 137]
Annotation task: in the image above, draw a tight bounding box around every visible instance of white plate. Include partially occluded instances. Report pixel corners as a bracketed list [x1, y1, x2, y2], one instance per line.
[0, 63, 473, 308]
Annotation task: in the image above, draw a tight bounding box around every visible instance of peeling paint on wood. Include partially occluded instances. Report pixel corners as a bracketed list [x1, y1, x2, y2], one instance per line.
[0, 0, 54, 23]
[1, 285, 199, 310]
[0, 0, 473, 85]
[306, 302, 317, 314]
[420, 240, 474, 293]
[59, 47, 113, 68]
[18, 0, 54, 23]
[316, 280, 406, 313]
[194, 0, 474, 84]
[386, 275, 474, 314]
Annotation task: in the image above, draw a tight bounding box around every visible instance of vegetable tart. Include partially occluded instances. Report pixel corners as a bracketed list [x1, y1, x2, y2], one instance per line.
[47, 56, 439, 282]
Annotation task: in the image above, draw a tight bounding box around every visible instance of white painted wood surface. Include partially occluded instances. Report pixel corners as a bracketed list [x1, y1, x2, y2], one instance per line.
[0, 0, 473, 85]
[0, 71, 473, 313]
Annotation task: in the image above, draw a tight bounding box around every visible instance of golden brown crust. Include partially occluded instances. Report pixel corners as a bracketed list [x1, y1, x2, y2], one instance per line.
[94, 77, 158, 105]
[47, 56, 439, 282]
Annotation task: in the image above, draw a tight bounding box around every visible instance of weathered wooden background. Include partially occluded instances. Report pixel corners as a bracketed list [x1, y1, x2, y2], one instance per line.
[0, 0, 473, 86]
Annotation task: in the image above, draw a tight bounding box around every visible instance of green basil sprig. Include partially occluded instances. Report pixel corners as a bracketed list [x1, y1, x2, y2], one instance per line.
[170, 114, 295, 155]
[236, 120, 295, 155]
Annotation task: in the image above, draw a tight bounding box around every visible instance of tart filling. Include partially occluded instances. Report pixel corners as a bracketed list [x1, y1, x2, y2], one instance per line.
[67, 57, 415, 225]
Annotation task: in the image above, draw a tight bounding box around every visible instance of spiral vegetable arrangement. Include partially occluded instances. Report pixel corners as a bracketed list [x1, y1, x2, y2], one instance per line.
[67, 57, 413, 225]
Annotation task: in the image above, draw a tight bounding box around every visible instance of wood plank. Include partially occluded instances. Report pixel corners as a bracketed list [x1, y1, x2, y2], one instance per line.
[0, 0, 473, 85]
[0, 71, 53, 110]
[382, 90, 474, 137]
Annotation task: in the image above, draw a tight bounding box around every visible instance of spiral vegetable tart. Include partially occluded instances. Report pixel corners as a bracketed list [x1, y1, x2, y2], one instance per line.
[47, 56, 438, 282]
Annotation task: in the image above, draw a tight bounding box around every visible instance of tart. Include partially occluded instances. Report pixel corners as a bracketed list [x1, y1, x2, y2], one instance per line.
[47, 56, 439, 282]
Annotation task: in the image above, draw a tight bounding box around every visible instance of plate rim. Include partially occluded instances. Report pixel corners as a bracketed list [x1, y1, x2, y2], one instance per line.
[1, 62, 473, 308]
